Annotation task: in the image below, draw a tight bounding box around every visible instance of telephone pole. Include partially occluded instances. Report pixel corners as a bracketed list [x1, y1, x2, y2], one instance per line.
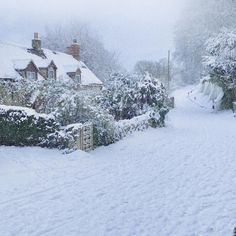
[167, 50, 171, 94]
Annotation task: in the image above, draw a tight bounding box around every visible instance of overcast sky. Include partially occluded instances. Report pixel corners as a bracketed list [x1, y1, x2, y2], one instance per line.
[0, 0, 186, 69]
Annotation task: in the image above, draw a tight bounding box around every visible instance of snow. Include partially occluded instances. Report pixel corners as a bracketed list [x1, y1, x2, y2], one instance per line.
[0, 105, 54, 120]
[79, 62, 103, 85]
[0, 42, 102, 85]
[1, 87, 236, 236]
[204, 29, 236, 79]
[187, 81, 224, 110]
[13, 59, 32, 70]
[43, 49, 102, 85]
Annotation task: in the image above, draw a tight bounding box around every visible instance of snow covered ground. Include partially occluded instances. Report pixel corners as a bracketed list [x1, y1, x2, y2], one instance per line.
[1, 87, 236, 236]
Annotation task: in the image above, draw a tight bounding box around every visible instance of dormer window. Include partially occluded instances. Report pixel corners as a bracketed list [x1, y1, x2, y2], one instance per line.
[48, 67, 55, 79]
[75, 74, 81, 83]
[75, 69, 81, 83]
[26, 71, 36, 80]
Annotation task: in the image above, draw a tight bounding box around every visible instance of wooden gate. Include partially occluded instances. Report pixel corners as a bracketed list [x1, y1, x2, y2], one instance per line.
[80, 123, 93, 151]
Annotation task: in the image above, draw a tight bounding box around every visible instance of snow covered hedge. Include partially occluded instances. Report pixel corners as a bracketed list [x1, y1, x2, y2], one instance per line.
[0, 105, 58, 146]
[0, 105, 86, 150]
[114, 112, 153, 141]
[41, 123, 83, 150]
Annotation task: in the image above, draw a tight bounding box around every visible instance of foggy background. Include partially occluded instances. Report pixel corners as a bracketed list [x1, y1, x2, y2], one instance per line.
[0, 0, 185, 69]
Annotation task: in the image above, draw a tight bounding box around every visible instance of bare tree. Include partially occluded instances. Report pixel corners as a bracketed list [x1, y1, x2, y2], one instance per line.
[42, 22, 122, 84]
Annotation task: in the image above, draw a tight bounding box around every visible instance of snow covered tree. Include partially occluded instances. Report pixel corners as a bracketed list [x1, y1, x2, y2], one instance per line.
[204, 29, 236, 81]
[203, 28, 236, 109]
[174, 0, 236, 85]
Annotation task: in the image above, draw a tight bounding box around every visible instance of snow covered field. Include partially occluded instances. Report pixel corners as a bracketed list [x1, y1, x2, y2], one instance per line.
[1, 87, 236, 236]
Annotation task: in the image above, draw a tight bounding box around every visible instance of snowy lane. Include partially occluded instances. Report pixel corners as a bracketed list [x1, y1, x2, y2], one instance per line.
[1, 88, 236, 236]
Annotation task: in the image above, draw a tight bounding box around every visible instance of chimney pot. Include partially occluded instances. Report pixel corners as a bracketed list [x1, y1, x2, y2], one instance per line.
[34, 32, 39, 39]
[32, 32, 41, 51]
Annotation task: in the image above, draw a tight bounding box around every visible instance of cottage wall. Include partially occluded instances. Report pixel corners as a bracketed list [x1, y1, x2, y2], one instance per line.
[81, 84, 103, 93]
[39, 68, 47, 78]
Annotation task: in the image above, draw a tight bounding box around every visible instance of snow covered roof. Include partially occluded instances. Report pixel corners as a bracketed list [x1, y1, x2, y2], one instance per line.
[13, 59, 32, 70]
[0, 42, 103, 85]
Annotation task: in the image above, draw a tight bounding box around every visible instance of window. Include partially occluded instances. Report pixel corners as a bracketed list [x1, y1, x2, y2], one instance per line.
[48, 67, 55, 79]
[26, 71, 36, 80]
[75, 73, 81, 83]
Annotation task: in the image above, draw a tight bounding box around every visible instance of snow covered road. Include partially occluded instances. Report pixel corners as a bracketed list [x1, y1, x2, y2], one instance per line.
[1, 88, 236, 236]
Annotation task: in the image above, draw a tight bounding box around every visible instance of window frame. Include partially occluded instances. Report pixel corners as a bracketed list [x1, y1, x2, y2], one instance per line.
[75, 73, 81, 83]
[26, 71, 36, 80]
[48, 67, 55, 79]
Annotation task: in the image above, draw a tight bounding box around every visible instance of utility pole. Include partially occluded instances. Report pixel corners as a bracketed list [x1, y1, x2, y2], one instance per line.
[167, 50, 171, 94]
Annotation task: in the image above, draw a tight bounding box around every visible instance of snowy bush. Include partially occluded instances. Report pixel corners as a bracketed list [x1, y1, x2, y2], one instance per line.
[0, 105, 59, 146]
[114, 112, 151, 141]
[203, 28, 236, 109]
[42, 123, 83, 150]
[0, 79, 40, 107]
[0, 105, 92, 150]
[97, 73, 170, 125]
[0, 71, 170, 148]
[204, 29, 236, 80]
[10, 78, 115, 147]
[43, 94, 115, 147]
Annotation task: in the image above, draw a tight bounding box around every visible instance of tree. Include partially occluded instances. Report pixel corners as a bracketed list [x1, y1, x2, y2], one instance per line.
[174, 0, 236, 85]
[204, 29, 236, 82]
[133, 60, 162, 78]
[42, 22, 122, 84]
[203, 28, 236, 109]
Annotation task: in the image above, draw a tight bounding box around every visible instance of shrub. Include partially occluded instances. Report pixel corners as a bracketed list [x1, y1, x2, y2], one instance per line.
[203, 28, 236, 109]
[96, 73, 171, 122]
[0, 105, 59, 146]
[41, 123, 83, 150]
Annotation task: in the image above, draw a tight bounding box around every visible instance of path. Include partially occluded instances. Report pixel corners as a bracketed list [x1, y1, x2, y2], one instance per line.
[0, 87, 236, 236]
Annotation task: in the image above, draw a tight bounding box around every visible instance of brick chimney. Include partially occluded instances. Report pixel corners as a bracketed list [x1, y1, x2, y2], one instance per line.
[65, 39, 80, 61]
[32, 32, 42, 51]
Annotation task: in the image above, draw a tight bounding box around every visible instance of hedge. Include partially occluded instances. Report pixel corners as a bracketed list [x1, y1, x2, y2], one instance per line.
[0, 105, 59, 146]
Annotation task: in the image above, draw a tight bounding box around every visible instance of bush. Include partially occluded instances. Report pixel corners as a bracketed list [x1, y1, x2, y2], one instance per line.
[0, 105, 59, 146]
[0, 105, 90, 151]
[204, 29, 236, 109]
[41, 123, 83, 150]
[53, 95, 116, 147]
[0, 72, 171, 148]
[96, 73, 171, 122]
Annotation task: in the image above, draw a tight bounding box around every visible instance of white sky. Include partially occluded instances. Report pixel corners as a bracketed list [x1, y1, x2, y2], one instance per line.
[0, 0, 186, 69]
